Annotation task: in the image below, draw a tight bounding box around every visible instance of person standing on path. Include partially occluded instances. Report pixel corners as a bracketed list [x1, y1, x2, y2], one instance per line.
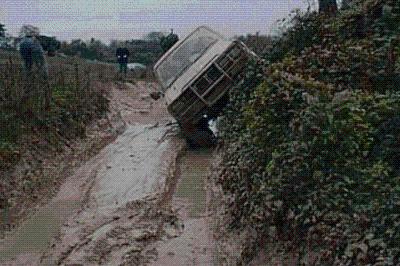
[116, 46, 130, 77]
[19, 29, 51, 110]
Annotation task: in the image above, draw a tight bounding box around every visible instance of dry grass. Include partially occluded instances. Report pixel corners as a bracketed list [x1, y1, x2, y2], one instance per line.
[0, 50, 117, 171]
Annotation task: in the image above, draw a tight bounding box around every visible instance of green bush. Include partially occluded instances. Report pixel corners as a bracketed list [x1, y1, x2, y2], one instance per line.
[220, 78, 400, 265]
[218, 0, 400, 264]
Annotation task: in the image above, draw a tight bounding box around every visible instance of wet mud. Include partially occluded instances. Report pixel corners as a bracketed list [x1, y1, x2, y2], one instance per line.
[175, 150, 210, 217]
[0, 80, 218, 265]
[151, 148, 216, 266]
[0, 201, 79, 261]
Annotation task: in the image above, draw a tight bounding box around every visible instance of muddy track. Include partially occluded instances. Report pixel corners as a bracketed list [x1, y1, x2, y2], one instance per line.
[151, 149, 216, 265]
[0, 81, 217, 266]
[40, 133, 187, 265]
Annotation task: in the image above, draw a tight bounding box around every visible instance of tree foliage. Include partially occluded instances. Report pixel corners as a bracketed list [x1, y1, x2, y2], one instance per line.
[0, 24, 6, 38]
[319, 0, 338, 14]
[144, 31, 165, 42]
[160, 30, 179, 53]
[37, 35, 61, 54]
[19, 25, 40, 37]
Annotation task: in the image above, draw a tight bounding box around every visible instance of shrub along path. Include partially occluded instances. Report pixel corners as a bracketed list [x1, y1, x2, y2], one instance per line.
[217, 0, 400, 264]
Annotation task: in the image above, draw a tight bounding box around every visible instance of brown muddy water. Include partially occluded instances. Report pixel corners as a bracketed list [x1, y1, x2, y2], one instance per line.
[151, 147, 216, 266]
[175, 148, 213, 217]
[0, 201, 79, 261]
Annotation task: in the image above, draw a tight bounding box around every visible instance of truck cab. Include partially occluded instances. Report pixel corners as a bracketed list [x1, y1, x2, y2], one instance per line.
[154, 26, 256, 145]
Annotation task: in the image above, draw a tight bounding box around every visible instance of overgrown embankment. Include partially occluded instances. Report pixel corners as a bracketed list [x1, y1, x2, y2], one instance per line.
[0, 51, 117, 235]
[218, 0, 400, 264]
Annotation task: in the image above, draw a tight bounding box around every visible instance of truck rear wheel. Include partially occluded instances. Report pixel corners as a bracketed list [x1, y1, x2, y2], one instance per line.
[180, 118, 216, 147]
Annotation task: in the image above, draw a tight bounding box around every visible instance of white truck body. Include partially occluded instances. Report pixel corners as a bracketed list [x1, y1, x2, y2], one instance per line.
[154, 26, 255, 145]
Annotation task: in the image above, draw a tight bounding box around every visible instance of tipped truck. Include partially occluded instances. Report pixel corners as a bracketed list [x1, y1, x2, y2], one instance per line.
[154, 26, 256, 146]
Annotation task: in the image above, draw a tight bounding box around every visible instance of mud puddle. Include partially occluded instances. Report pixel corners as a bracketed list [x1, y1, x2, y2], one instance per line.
[151, 148, 216, 265]
[0, 201, 78, 261]
[175, 149, 212, 217]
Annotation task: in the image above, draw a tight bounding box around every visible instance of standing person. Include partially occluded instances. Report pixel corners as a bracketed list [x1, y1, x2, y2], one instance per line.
[116, 46, 130, 76]
[19, 30, 51, 110]
[19, 31, 48, 79]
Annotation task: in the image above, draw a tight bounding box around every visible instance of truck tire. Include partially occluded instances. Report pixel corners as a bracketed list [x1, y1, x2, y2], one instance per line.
[181, 119, 216, 147]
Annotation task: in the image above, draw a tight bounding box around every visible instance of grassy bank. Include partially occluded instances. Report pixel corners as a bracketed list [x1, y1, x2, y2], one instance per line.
[218, 0, 400, 264]
[0, 51, 116, 171]
[0, 50, 119, 234]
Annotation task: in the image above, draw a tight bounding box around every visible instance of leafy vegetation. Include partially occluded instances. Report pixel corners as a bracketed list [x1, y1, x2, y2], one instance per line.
[160, 30, 179, 53]
[218, 0, 400, 264]
[0, 24, 5, 38]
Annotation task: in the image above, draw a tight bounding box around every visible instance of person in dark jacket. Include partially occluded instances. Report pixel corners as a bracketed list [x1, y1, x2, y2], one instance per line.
[19, 30, 51, 109]
[19, 32, 48, 78]
[116, 47, 130, 75]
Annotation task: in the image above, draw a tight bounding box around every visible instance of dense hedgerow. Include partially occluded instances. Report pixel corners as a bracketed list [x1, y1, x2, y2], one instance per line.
[218, 0, 400, 264]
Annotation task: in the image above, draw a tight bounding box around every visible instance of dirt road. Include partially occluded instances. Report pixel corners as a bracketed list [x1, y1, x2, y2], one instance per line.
[0, 81, 217, 265]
